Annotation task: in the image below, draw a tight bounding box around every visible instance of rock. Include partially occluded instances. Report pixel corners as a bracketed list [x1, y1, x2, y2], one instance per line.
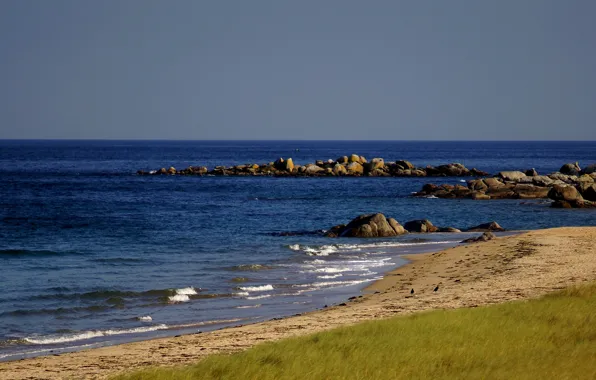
[498, 171, 527, 182]
[403, 219, 438, 233]
[470, 192, 491, 200]
[387, 218, 407, 235]
[304, 164, 324, 175]
[331, 213, 403, 238]
[332, 163, 347, 176]
[437, 227, 462, 233]
[532, 175, 554, 187]
[512, 184, 550, 199]
[483, 178, 504, 188]
[580, 164, 596, 175]
[465, 222, 504, 232]
[359, 156, 368, 164]
[346, 162, 364, 174]
[559, 162, 581, 175]
[547, 184, 583, 203]
[581, 184, 596, 201]
[336, 156, 349, 164]
[167, 167, 177, 175]
[274, 158, 294, 172]
[468, 179, 488, 192]
[525, 168, 539, 176]
[461, 232, 496, 243]
[395, 160, 414, 170]
[324, 224, 346, 238]
[349, 154, 361, 163]
[370, 158, 385, 170]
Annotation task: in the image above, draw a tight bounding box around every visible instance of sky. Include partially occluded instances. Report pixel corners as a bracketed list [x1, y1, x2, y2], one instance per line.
[1, 0, 595, 140]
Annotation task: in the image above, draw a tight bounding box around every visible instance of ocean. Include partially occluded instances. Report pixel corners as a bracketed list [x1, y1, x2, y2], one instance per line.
[0, 140, 595, 361]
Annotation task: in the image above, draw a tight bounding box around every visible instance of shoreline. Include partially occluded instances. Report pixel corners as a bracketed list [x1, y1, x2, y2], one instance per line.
[1, 227, 595, 379]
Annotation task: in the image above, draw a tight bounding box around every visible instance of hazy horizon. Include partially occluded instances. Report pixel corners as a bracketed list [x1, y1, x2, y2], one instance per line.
[2, 1, 595, 140]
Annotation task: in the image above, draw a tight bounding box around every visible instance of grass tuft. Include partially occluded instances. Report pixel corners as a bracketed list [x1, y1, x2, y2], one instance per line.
[114, 283, 596, 380]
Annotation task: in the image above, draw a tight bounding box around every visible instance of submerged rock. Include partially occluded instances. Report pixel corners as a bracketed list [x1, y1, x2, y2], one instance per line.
[465, 222, 504, 232]
[461, 232, 496, 243]
[403, 219, 438, 233]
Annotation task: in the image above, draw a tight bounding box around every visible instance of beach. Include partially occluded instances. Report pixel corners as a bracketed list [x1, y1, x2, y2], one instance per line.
[1, 226, 595, 379]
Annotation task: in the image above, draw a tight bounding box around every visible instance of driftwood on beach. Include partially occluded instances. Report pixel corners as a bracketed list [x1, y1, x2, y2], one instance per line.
[414, 162, 596, 208]
[137, 155, 489, 177]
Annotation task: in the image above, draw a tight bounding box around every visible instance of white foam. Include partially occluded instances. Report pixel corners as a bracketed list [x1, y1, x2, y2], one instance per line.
[24, 325, 168, 345]
[168, 294, 190, 303]
[236, 304, 262, 309]
[317, 274, 342, 279]
[239, 284, 274, 292]
[302, 245, 339, 256]
[313, 267, 351, 273]
[246, 294, 271, 300]
[311, 259, 326, 264]
[235, 292, 249, 296]
[137, 316, 152, 322]
[288, 244, 300, 251]
[175, 287, 198, 295]
[424, 195, 439, 199]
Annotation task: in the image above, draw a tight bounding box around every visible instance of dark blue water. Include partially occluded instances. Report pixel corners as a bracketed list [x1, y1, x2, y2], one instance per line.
[1, 140, 594, 360]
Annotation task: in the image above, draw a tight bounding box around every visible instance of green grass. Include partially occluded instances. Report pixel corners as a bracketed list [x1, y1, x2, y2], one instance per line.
[114, 283, 596, 380]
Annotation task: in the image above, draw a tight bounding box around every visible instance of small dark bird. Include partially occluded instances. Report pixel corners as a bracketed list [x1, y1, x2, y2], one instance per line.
[434, 285, 439, 292]
[410, 288, 414, 295]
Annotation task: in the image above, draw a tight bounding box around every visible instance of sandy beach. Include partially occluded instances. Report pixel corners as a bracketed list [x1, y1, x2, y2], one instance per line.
[1, 227, 595, 380]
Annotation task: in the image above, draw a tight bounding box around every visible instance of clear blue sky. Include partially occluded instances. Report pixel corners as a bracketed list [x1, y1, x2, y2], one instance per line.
[1, 0, 595, 140]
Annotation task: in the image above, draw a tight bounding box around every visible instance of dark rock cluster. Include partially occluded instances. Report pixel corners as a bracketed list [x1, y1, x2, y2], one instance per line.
[414, 163, 596, 208]
[137, 155, 489, 178]
[324, 213, 503, 238]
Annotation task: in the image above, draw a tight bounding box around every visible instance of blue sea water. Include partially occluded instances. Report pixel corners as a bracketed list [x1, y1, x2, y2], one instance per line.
[0, 140, 594, 360]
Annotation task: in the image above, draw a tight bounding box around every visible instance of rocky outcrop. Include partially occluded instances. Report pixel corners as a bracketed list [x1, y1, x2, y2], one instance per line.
[414, 162, 596, 208]
[137, 155, 489, 178]
[325, 214, 490, 238]
[325, 213, 407, 238]
[461, 232, 496, 243]
[465, 222, 504, 232]
[560, 162, 581, 175]
[403, 219, 438, 233]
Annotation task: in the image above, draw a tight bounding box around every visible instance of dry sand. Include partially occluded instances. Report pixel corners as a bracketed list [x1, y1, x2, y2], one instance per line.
[1, 227, 595, 380]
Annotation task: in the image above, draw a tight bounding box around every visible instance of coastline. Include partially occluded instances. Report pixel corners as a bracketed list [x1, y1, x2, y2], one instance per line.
[1, 227, 595, 380]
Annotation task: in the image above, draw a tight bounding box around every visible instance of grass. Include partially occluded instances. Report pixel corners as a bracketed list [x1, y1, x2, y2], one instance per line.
[114, 283, 596, 380]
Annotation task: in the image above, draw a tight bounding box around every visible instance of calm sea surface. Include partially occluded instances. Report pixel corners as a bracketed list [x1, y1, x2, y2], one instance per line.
[0, 140, 594, 360]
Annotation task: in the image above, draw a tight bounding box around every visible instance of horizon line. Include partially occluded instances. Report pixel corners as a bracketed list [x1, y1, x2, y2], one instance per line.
[1, 138, 595, 143]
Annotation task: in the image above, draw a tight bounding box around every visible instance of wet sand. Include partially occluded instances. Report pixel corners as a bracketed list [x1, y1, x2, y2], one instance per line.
[1, 227, 595, 380]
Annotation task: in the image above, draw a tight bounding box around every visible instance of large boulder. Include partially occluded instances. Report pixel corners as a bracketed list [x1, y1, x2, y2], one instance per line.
[461, 232, 496, 243]
[512, 184, 550, 199]
[332, 163, 347, 176]
[388, 218, 407, 235]
[547, 184, 583, 203]
[403, 219, 438, 233]
[274, 158, 294, 172]
[465, 221, 504, 232]
[330, 213, 406, 238]
[483, 178, 505, 188]
[498, 171, 527, 182]
[336, 156, 349, 164]
[304, 164, 324, 175]
[395, 160, 414, 170]
[349, 154, 361, 163]
[468, 179, 488, 192]
[346, 162, 364, 174]
[560, 162, 581, 175]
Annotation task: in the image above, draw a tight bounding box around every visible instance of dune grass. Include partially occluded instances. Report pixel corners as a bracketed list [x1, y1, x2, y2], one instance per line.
[114, 283, 596, 380]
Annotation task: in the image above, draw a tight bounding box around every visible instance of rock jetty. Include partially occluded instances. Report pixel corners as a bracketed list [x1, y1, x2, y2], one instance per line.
[414, 162, 596, 208]
[324, 213, 501, 238]
[137, 156, 489, 178]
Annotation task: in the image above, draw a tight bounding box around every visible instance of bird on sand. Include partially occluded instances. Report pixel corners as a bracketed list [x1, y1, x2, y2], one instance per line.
[410, 288, 414, 295]
[434, 285, 439, 292]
